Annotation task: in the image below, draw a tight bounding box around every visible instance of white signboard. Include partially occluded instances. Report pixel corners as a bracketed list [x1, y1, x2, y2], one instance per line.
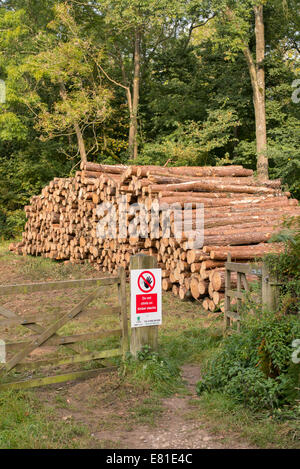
[130, 268, 162, 328]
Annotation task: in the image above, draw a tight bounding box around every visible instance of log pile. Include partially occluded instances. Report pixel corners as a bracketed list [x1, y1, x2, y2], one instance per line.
[10, 163, 300, 312]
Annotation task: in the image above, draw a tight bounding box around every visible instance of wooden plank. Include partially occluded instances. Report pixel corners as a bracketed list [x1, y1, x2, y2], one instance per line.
[226, 289, 245, 300]
[2, 286, 105, 374]
[262, 262, 280, 311]
[5, 329, 122, 352]
[0, 301, 73, 354]
[224, 258, 263, 332]
[241, 273, 249, 291]
[0, 366, 117, 391]
[225, 262, 252, 274]
[224, 253, 232, 330]
[0, 306, 121, 327]
[0, 316, 50, 327]
[118, 267, 128, 358]
[14, 348, 122, 370]
[0, 277, 119, 296]
[0, 305, 16, 319]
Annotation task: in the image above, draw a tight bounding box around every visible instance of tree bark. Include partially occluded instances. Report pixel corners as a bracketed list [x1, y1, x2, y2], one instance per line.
[128, 29, 141, 159]
[226, 5, 268, 180]
[243, 5, 268, 180]
[59, 83, 87, 163]
[74, 121, 87, 163]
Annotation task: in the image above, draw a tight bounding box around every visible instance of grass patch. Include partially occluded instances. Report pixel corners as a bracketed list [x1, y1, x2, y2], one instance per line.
[20, 257, 96, 282]
[0, 390, 91, 449]
[188, 391, 300, 449]
[160, 324, 223, 365]
[122, 345, 182, 397]
[130, 398, 163, 426]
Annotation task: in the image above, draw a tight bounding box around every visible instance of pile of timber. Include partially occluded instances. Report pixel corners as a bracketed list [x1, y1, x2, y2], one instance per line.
[10, 163, 300, 312]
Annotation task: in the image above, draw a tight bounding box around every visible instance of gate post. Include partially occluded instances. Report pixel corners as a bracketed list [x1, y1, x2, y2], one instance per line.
[261, 261, 280, 312]
[224, 253, 232, 330]
[130, 254, 158, 357]
[118, 267, 129, 358]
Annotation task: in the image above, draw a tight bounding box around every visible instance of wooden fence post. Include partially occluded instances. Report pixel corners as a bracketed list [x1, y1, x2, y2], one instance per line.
[224, 253, 231, 330]
[130, 254, 158, 357]
[261, 261, 280, 312]
[118, 267, 129, 358]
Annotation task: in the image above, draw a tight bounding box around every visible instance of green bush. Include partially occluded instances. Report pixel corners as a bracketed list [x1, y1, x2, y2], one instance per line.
[197, 311, 300, 411]
[265, 216, 300, 314]
[0, 208, 26, 239]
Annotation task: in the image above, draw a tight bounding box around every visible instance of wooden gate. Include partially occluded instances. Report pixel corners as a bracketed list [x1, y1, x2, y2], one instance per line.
[224, 253, 281, 331]
[0, 267, 128, 390]
[224, 253, 262, 332]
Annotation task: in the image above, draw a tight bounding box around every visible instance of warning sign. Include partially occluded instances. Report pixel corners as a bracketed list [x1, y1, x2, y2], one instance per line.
[137, 271, 155, 293]
[131, 268, 162, 328]
[136, 293, 157, 313]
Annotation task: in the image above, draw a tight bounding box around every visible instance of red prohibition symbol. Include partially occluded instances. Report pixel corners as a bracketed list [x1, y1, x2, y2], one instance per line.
[138, 271, 156, 293]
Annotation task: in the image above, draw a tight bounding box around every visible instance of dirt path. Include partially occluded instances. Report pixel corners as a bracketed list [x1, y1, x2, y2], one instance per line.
[85, 365, 254, 449]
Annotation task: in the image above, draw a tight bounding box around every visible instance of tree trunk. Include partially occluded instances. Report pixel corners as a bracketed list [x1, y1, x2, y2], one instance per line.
[74, 121, 87, 163]
[244, 5, 268, 180]
[59, 82, 87, 163]
[227, 5, 268, 180]
[128, 29, 140, 159]
[254, 5, 268, 180]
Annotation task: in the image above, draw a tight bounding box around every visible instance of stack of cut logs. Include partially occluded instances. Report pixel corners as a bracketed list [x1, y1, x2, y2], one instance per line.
[11, 163, 300, 312]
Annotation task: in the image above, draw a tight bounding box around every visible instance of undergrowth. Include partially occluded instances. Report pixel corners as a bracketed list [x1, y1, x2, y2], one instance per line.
[197, 311, 300, 413]
[122, 345, 182, 396]
[265, 216, 300, 314]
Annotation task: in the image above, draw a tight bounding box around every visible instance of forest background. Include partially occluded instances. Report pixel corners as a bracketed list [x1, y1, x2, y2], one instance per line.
[0, 0, 299, 237]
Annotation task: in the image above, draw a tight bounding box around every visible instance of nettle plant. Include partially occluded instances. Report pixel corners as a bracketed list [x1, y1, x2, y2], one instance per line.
[197, 310, 300, 411]
[264, 216, 300, 315]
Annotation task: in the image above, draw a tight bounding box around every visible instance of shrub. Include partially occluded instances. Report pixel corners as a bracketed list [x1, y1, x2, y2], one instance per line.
[265, 216, 300, 314]
[0, 209, 26, 239]
[197, 311, 300, 411]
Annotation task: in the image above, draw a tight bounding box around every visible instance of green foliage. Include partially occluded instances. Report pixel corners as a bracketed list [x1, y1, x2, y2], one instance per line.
[122, 345, 181, 396]
[0, 0, 299, 236]
[23, 4, 113, 149]
[138, 111, 240, 166]
[267, 217, 300, 278]
[0, 209, 26, 239]
[0, 141, 74, 238]
[197, 311, 300, 411]
[264, 216, 300, 313]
